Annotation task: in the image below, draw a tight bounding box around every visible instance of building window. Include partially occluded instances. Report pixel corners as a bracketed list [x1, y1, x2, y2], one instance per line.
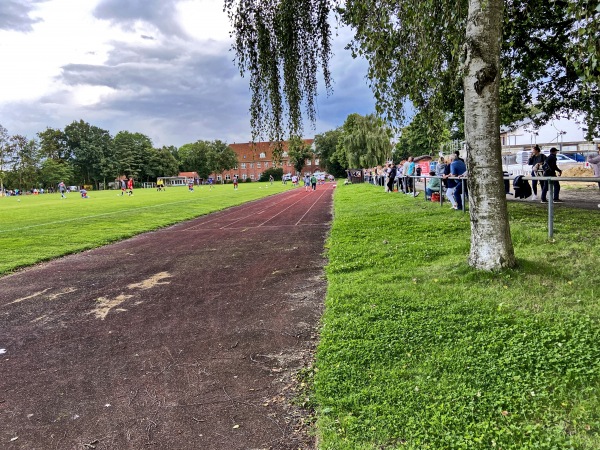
[282, 151, 288, 157]
[257, 172, 262, 180]
[250, 163, 254, 168]
[225, 174, 231, 180]
[243, 155, 246, 159]
[306, 159, 312, 166]
[264, 162, 269, 168]
[241, 163, 246, 169]
[242, 174, 247, 180]
[259, 152, 266, 158]
[315, 159, 319, 165]
[217, 175, 222, 181]
[256, 162, 261, 168]
[250, 174, 255, 180]
[234, 165, 238, 169]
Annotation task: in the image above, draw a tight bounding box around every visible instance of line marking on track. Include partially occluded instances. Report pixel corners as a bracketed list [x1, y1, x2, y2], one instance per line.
[254, 193, 316, 228]
[295, 189, 329, 226]
[179, 190, 305, 231]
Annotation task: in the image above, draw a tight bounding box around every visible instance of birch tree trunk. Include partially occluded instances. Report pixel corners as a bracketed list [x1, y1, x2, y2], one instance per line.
[463, 0, 516, 270]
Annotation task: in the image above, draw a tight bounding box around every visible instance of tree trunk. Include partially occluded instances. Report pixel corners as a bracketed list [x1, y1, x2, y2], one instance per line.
[463, 0, 516, 270]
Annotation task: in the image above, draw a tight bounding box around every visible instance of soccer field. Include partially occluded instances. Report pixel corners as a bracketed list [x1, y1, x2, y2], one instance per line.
[0, 182, 292, 275]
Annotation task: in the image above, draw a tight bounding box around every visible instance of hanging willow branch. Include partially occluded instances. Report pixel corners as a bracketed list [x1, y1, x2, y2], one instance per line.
[224, 0, 334, 147]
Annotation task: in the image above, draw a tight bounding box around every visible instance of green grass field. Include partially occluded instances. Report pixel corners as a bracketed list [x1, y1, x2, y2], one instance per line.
[314, 183, 600, 449]
[0, 182, 292, 275]
[3, 180, 599, 448]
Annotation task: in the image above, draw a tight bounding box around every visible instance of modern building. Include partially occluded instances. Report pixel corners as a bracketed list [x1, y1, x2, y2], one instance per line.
[500, 116, 597, 155]
[214, 139, 321, 182]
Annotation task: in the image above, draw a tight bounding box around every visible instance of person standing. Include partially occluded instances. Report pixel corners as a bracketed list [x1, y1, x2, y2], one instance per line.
[443, 154, 466, 209]
[269, 174, 274, 185]
[208, 176, 214, 190]
[120, 179, 127, 196]
[233, 175, 239, 190]
[540, 147, 563, 203]
[127, 178, 134, 196]
[588, 147, 600, 189]
[310, 174, 317, 191]
[386, 163, 396, 193]
[304, 174, 310, 191]
[403, 157, 415, 194]
[527, 144, 546, 200]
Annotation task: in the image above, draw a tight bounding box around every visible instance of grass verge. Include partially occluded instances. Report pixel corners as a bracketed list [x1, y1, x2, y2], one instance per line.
[315, 183, 600, 449]
[0, 182, 291, 275]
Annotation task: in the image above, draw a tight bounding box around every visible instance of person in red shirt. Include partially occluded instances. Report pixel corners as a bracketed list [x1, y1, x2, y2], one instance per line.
[127, 178, 134, 196]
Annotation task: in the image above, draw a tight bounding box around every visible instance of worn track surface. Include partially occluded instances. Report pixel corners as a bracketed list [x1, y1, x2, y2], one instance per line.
[1, 184, 334, 450]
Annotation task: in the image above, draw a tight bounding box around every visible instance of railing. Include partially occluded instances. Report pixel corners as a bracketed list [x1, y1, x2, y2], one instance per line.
[399, 175, 600, 239]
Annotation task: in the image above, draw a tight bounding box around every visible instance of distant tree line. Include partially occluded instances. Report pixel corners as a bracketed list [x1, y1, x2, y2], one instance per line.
[0, 121, 238, 192]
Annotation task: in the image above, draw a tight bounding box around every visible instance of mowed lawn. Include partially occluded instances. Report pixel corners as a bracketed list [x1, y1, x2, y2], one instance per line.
[315, 183, 600, 449]
[0, 182, 292, 275]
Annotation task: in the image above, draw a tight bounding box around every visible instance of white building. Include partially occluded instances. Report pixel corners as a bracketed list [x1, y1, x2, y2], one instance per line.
[500, 115, 597, 156]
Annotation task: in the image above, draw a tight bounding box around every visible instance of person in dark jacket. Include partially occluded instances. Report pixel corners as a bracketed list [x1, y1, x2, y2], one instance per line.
[527, 144, 546, 201]
[540, 147, 563, 203]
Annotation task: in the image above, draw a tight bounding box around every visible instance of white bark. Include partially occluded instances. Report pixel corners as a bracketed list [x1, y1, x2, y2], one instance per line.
[463, 0, 516, 270]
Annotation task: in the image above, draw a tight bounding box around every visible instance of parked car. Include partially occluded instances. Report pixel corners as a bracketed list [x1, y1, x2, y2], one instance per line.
[516, 150, 578, 164]
[505, 153, 581, 175]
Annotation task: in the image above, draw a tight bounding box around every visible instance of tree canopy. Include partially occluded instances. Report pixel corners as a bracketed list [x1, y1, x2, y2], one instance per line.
[335, 113, 392, 168]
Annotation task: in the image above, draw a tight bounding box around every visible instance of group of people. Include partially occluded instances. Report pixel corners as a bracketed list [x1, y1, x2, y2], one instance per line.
[527, 145, 564, 203]
[379, 156, 423, 196]
[119, 178, 134, 196]
[376, 151, 468, 210]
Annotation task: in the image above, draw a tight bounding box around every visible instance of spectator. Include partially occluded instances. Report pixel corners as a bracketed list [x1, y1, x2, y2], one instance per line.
[527, 144, 546, 200]
[540, 147, 563, 203]
[395, 163, 403, 192]
[443, 154, 467, 210]
[403, 157, 416, 194]
[386, 163, 396, 193]
[588, 147, 600, 189]
[436, 156, 447, 189]
[425, 171, 441, 200]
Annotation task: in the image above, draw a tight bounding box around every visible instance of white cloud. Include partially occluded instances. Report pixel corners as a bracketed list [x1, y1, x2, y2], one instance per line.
[0, 0, 375, 147]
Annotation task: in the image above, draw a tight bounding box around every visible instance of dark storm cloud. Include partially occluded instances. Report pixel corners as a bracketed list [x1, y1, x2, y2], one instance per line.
[0, 0, 47, 32]
[3, 19, 374, 148]
[93, 0, 186, 38]
[48, 42, 253, 145]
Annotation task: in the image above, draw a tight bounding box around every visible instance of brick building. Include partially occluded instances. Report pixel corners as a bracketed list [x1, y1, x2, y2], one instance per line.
[214, 139, 322, 182]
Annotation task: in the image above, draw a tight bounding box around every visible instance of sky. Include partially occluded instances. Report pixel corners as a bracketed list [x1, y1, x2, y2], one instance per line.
[0, 0, 376, 148]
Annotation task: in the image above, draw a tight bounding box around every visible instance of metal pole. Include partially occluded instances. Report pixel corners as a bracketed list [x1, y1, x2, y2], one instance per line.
[548, 179, 554, 239]
[461, 178, 466, 213]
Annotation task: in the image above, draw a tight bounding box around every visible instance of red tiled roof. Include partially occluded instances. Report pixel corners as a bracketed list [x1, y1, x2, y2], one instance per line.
[229, 140, 314, 160]
[178, 172, 199, 178]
